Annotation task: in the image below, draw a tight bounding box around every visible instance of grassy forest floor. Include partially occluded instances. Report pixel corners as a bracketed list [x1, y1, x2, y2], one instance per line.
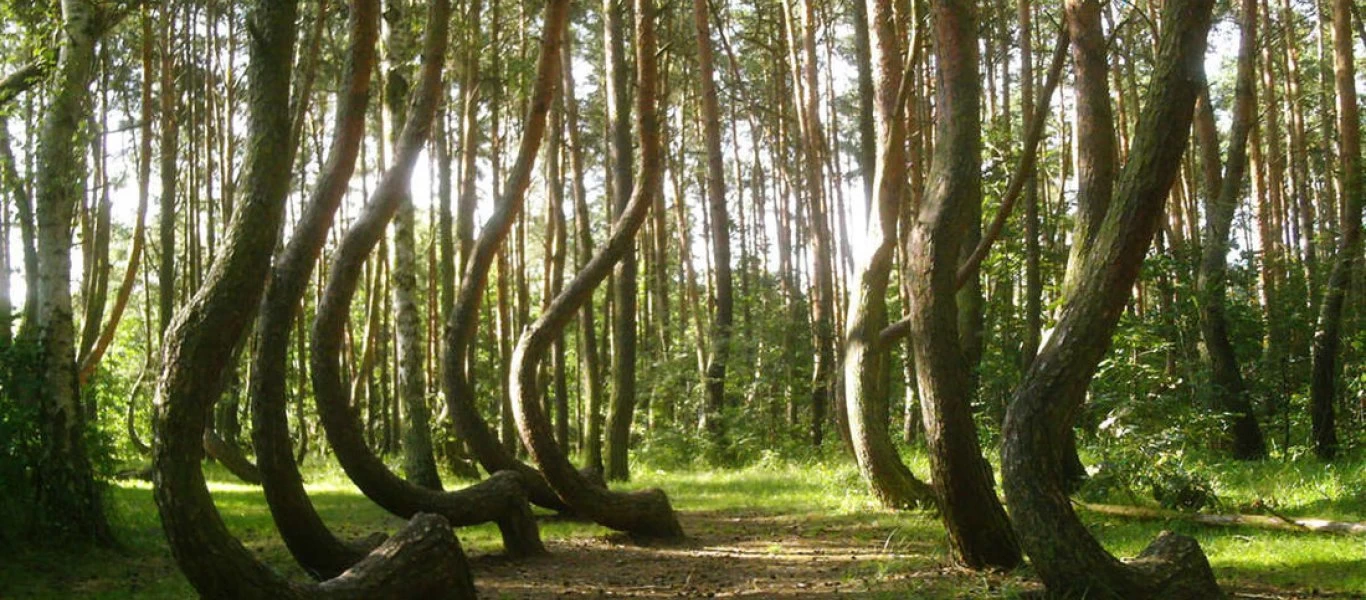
[1, 456, 1362, 599]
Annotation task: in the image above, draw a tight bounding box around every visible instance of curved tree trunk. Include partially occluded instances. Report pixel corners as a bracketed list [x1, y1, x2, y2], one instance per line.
[1191, 0, 1266, 461]
[247, 0, 383, 579]
[308, 0, 544, 559]
[844, 0, 937, 512]
[903, 0, 1020, 570]
[508, 0, 685, 541]
[79, 2, 154, 383]
[1000, 1, 1224, 596]
[439, 0, 577, 513]
[153, 2, 476, 596]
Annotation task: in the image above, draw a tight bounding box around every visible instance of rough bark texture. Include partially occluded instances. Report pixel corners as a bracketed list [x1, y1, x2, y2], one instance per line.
[152, 2, 476, 596]
[308, 0, 544, 558]
[157, 1, 179, 337]
[248, 0, 382, 579]
[31, 0, 114, 544]
[1061, 0, 1116, 294]
[1310, 0, 1363, 461]
[439, 0, 575, 513]
[385, 0, 444, 493]
[508, 0, 685, 541]
[694, 0, 733, 443]
[1000, 1, 1224, 597]
[843, 0, 937, 512]
[904, 0, 1021, 570]
[604, 0, 638, 481]
[1192, 0, 1266, 461]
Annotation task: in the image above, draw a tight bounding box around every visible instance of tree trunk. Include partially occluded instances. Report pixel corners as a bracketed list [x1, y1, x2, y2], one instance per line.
[604, 0, 638, 481]
[308, 0, 544, 558]
[694, 0, 733, 445]
[561, 30, 606, 475]
[1000, 1, 1225, 596]
[153, 2, 476, 596]
[158, 1, 180, 337]
[247, 0, 384, 578]
[844, 0, 937, 512]
[904, 0, 1021, 570]
[439, 0, 579, 513]
[1020, 0, 1042, 367]
[1309, 0, 1363, 461]
[1191, 0, 1266, 461]
[30, 0, 114, 546]
[508, 0, 684, 539]
[382, 0, 444, 492]
[77, 4, 154, 383]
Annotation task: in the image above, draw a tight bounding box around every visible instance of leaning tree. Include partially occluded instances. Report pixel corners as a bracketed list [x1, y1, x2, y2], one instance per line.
[151, 0, 475, 596]
[1000, 0, 1225, 597]
[306, 0, 544, 558]
[506, 0, 685, 541]
[440, 0, 579, 514]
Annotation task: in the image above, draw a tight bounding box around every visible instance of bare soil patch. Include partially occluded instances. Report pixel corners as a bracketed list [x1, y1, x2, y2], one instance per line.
[470, 509, 1358, 599]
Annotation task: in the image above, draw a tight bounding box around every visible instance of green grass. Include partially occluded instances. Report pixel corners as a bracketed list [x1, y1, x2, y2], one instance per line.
[0, 456, 1361, 598]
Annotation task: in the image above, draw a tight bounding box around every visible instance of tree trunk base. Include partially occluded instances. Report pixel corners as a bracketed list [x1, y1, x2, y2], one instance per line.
[316, 513, 477, 599]
[1126, 531, 1223, 600]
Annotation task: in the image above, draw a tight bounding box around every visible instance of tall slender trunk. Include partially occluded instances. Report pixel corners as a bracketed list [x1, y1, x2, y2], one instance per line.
[1309, 0, 1363, 461]
[562, 31, 605, 474]
[31, 0, 113, 546]
[904, 0, 1021, 569]
[604, 0, 638, 481]
[844, 0, 937, 512]
[1192, 0, 1266, 460]
[1020, 0, 1042, 366]
[1001, 2, 1224, 596]
[158, 0, 180, 338]
[694, 0, 732, 445]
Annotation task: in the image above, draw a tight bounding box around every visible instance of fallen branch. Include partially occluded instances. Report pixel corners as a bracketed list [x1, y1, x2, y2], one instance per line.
[1077, 501, 1366, 536]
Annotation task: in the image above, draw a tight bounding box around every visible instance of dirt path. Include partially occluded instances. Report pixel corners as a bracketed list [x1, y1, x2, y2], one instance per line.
[471, 509, 1019, 598]
[470, 509, 1353, 599]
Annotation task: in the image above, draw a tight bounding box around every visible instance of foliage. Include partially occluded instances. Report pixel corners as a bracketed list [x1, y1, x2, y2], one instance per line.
[0, 340, 43, 543]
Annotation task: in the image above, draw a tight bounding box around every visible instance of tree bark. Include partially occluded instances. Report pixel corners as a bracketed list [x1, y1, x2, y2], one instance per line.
[903, 0, 1021, 570]
[1191, 0, 1267, 461]
[308, 0, 544, 558]
[383, 0, 444, 493]
[694, 0, 733, 445]
[1309, 0, 1363, 461]
[1061, 0, 1116, 294]
[153, 2, 477, 596]
[1000, 1, 1225, 596]
[561, 31, 606, 475]
[439, 0, 578, 513]
[158, 0, 180, 338]
[604, 0, 638, 481]
[247, 0, 384, 578]
[844, 0, 937, 512]
[508, 0, 684, 540]
[31, 0, 113, 545]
